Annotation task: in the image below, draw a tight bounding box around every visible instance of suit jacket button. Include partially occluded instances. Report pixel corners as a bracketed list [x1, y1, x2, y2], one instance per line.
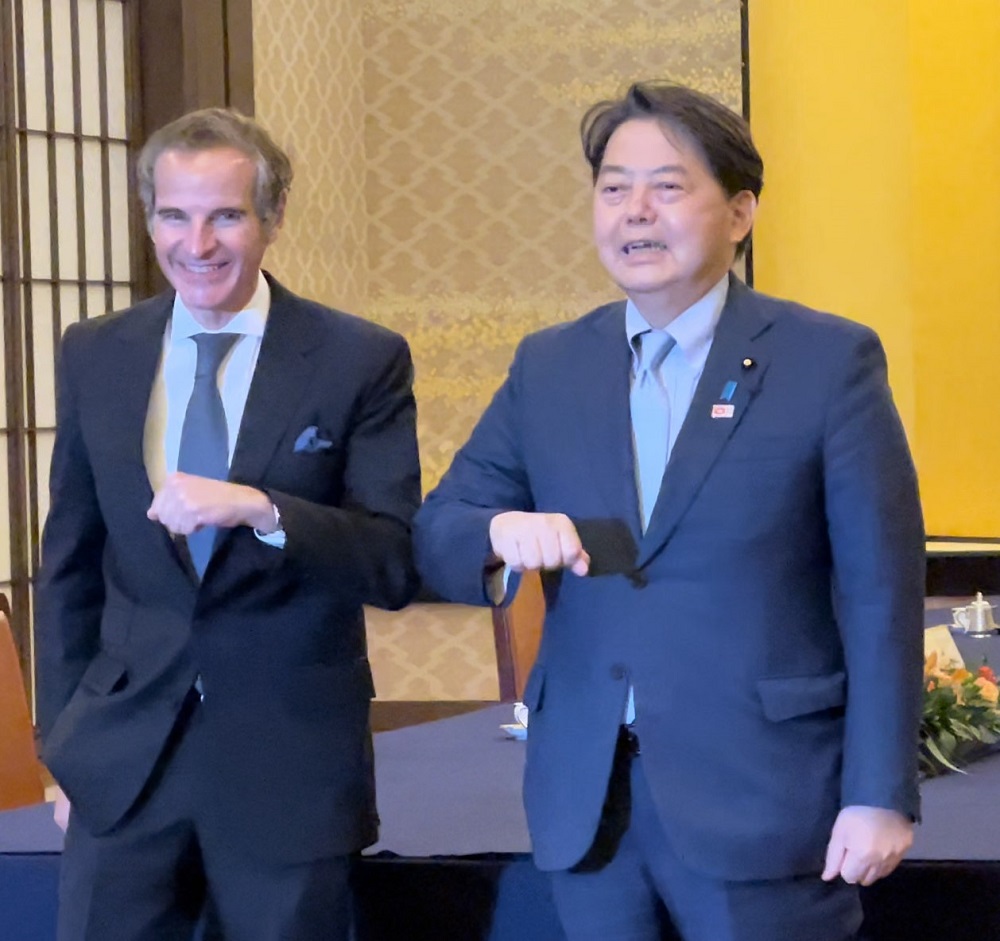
[610, 663, 626, 681]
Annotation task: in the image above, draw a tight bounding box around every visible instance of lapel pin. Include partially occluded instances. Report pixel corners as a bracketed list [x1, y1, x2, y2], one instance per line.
[711, 403, 735, 419]
[741, 357, 755, 370]
[720, 380, 737, 402]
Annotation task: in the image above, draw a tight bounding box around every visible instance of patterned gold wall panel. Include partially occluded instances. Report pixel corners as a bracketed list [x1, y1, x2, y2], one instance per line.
[363, 0, 742, 488]
[255, 0, 742, 700]
[366, 604, 499, 701]
[252, 0, 368, 311]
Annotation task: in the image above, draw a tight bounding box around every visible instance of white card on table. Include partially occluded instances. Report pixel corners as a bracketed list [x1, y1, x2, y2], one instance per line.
[924, 625, 965, 670]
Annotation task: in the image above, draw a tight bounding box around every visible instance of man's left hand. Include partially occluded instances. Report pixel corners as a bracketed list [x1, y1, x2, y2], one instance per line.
[147, 472, 276, 535]
[822, 805, 913, 885]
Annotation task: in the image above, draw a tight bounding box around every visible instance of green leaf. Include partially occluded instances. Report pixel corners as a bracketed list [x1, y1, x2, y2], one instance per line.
[924, 737, 966, 773]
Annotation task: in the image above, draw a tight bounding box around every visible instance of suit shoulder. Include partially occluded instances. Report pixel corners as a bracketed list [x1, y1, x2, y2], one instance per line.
[277, 289, 410, 356]
[747, 287, 881, 350]
[60, 293, 170, 350]
[513, 300, 624, 356]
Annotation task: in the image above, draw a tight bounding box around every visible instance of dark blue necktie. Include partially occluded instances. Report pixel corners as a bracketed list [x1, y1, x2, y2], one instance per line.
[177, 333, 239, 577]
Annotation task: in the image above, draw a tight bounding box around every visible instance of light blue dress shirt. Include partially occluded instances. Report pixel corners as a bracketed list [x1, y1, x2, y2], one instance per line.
[143, 272, 286, 549]
[623, 274, 729, 723]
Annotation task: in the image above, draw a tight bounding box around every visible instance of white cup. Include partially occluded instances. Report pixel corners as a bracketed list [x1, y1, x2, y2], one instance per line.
[513, 702, 529, 728]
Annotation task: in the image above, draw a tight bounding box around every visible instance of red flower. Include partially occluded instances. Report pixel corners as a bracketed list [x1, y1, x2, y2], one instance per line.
[978, 665, 998, 684]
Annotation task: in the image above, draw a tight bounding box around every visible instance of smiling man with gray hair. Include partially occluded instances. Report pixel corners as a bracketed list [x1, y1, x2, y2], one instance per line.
[36, 107, 421, 941]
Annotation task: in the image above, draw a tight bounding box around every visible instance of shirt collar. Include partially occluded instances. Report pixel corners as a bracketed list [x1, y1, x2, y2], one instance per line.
[168, 271, 270, 344]
[625, 273, 729, 362]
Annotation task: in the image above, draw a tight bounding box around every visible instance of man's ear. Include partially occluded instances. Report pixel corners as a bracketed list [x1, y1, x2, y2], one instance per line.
[729, 190, 757, 246]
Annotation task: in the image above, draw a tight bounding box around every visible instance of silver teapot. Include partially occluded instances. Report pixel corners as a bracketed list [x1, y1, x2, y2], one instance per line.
[952, 592, 999, 635]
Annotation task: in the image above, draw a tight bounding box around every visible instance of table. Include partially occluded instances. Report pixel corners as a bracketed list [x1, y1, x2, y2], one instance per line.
[5, 621, 1000, 940]
[360, 699, 1000, 940]
[925, 603, 1000, 665]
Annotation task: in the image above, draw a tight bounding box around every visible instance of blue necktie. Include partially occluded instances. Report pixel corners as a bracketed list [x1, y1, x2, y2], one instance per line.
[177, 333, 238, 577]
[624, 329, 676, 725]
[630, 330, 676, 531]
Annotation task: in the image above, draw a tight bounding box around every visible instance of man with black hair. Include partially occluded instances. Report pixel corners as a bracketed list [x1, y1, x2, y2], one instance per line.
[415, 82, 923, 941]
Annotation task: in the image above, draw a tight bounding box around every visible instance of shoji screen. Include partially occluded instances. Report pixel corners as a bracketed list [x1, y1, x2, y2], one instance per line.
[0, 0, 136, 703]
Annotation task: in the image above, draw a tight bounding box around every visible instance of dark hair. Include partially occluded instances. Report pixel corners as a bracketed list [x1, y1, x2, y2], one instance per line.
[136, 108, 292, 233]
[581, 82, 763, 255]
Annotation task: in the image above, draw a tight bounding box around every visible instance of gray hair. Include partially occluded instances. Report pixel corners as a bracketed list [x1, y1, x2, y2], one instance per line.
[136, 108, 293, 233]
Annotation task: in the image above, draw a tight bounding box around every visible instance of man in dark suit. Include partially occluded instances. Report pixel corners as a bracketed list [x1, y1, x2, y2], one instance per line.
[35, 108, 421, 941]
[414, 83, 924, 941]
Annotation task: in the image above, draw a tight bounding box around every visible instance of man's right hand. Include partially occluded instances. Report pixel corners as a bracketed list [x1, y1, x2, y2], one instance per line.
[53, 786, 71, 832]
[489, 512, 590, 576]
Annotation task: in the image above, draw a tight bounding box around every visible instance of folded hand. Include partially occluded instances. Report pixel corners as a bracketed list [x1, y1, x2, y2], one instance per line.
[822, 805, 913, 885]
[147, 472, 275, 535]
[489, 511, 590, 576]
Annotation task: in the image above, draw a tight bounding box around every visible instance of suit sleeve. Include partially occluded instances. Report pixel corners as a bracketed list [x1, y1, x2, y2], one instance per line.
[414, 341, 535, 605]
[34, 323, 107, 740]
[268, 333, 422, 611]
[822, 328, 925, 819]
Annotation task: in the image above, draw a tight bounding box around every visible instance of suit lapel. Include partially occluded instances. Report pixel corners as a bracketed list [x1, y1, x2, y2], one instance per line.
[636, 278, 773, 568]
[575, 304, 644, 541]
[227, 281, 320, 487]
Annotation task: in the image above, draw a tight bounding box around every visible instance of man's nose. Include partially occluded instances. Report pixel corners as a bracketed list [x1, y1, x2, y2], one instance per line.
[185, 221, 217, 257]
[625, 186, 655, 223]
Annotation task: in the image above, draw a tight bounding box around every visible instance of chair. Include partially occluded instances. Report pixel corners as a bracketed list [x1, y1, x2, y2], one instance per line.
[0, 593, 45, 810]
[492, 570, 545, 702]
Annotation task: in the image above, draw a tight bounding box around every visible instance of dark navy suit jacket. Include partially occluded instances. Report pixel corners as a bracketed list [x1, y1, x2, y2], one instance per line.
[35, 275, 421, 863]
[414, 276, 924, 880]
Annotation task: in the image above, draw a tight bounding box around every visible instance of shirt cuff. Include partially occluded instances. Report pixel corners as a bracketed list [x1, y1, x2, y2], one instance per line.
[253, 495, 285, 549]
[486, 564, 513, 605]
[254, 527, 286, 549]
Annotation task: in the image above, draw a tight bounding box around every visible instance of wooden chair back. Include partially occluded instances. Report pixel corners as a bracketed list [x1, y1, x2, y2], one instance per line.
[0, 594, 44, 810]
[492, 570, 545, 702]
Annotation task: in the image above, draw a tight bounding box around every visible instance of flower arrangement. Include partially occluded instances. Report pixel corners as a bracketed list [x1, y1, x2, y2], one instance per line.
[921, 652, 1000, 776]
